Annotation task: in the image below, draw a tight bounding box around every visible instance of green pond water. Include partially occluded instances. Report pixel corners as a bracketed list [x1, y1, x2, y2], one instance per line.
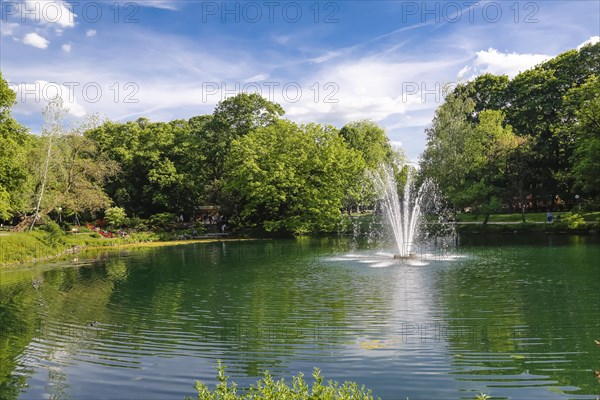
[0, 234, 599, 399]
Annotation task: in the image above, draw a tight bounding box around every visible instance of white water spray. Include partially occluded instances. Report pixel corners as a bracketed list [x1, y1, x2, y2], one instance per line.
[373, 165, 433, 258]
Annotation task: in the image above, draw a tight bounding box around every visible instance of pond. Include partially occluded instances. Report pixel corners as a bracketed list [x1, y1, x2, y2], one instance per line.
[1, 234, 599, 399]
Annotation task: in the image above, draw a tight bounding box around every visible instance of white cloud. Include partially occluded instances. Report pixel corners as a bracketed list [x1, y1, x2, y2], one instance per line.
[0, 22, 20, 36]
[23, 0, 76, 28]
[10, 81, 87, 117]
[86, 29, 97, 37]
[457, 66, 471, 80]
[61, 43, 71, 53]
[281, 57, 457, 126]
[472, 48, 552, 78]
[273, 35, 290, 45]
[244, 74, 270, 83]
[310, 51, 341, 64]
[23, 32, 49, 49]
[138, 1, 179, 10]
[577, 36, 600, 50]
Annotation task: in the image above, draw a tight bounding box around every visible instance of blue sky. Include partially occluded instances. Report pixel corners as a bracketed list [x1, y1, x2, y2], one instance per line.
[1, 0, 599, 160]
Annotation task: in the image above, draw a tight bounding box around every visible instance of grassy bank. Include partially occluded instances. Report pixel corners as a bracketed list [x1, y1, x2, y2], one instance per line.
[0, 230, 245, 267]
[455, 211, 600, 223]
[455, 220, 599, 234]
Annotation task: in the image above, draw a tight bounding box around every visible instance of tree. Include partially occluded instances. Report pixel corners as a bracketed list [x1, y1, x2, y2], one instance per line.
[503, 43, 600, 202]
[420, 86, 476, 207]
[562, 75, 600, 198]
[25, 98, 117, 227]
[0, 71, 31, 221]
[339, 120, 393, 168]
[211, 93, 285, 139]
[54, 127, 118, 214]
[454, 73, 509, 121]
[30, 96, 65, 229]
[467, 110, 521, 223]
[87, 118, 208, 218]
[505, 137, 534, 222]
[339, 120, 395, 213]
[203, 93, 285, 202]
[222, 120, 362, 234]
[421, 89, 520, 224]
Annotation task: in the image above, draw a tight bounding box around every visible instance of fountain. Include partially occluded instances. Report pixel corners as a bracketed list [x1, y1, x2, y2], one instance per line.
[373, 165, 433, 259]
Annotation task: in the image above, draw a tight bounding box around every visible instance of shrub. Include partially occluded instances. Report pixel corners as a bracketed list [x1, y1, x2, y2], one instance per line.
[565, 213, 587, 230]
[149, 212, 177, 230]
[189, 362, 377, 400]
[40, 219, 65, 247]
[105, 207, 127, 228]
[125, 216, 148, 230]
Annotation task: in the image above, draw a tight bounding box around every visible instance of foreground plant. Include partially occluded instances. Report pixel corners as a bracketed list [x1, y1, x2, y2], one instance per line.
[189, 361, 378, 400]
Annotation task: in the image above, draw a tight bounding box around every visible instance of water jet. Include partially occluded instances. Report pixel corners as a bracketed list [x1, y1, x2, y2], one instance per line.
[373, 165, 433, 259]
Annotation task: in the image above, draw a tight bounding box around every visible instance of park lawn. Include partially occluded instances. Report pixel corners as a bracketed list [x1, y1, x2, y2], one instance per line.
[455, 211, 596, 223]
[456, 211, 600, 223]
[0, 230, 251, 267]
[580, 211, 600, 222]
[0, 231, 118, 265]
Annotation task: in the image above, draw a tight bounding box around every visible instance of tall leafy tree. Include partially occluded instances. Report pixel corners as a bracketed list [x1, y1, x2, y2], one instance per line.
[449, 42, 600, 207]
[421, 89, 519, 224]
[0, 71, 31, 221]
[503, 43, 600, 201]
[421, 87, 476, 206]
[26, 99, 117, 226]
[562, 75, 600, 197]
[454, 73, 509, 121]
[203, 93, 285, 203]
[87, 117, 211, 217]
[339, 120, 395, 212]
[223, 120, 362, 234]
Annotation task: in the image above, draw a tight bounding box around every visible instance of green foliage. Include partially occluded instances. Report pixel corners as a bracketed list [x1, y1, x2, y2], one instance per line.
[339, 120, 396, 212]
[85, 94, 288, 218]
[125, 216, 148, 230]
[190, 362, 378, 400]
[0, 71, 31, 220]
[149, 212, 177, 230]
[223, 120, 362, 234]
[40, 219, 65, 247]
[17, 98, 118, 226]
[562, 75, 600, 196]
[454, 73, 509, 120]
[0, 232, 63, 264]
[86, 118, 195, 217]
[339, 120, 393, 169]
[105, 207, 127, 227]
[448, 42, 600, 206]
[563, 213, 587, 230]
[421, 89, 519, 222]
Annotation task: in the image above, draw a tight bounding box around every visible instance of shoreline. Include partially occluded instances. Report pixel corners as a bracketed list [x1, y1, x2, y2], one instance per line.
[454, 222, 598, 234]
[2, 220, 598, 268]
[0, 236, 256, 268]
